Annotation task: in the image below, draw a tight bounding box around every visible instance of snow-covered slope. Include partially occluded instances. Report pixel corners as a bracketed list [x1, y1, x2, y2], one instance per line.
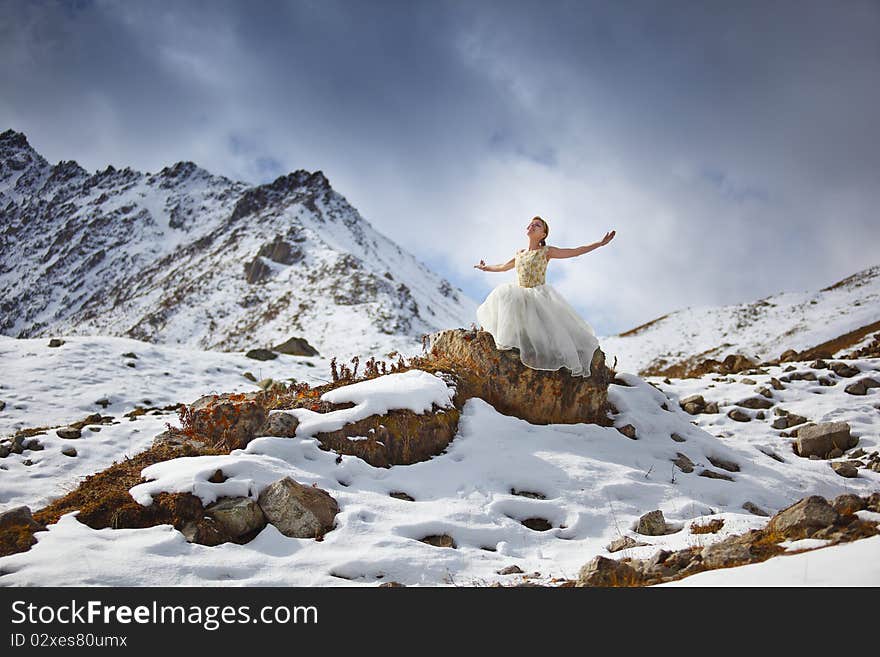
[601, 264, 880, 375]
[1, 335, 878, 586]
[0, 129, 477, 360]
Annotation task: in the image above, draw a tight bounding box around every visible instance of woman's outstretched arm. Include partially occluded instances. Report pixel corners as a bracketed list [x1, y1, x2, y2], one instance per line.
[474, 255, 515, 272]
[547, 230, 615, 259]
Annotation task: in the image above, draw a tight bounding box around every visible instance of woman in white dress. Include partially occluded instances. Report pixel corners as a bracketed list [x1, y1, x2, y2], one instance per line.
[474, 217, 615, 378]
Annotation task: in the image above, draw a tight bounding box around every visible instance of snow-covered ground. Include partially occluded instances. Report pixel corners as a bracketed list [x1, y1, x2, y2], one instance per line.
[1, 334, 878, 586]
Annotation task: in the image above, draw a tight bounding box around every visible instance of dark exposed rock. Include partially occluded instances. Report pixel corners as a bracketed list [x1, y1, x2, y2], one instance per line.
[245, 348, 277, 361]
[698, 469, 734, 482]
[48, 338, 65, 348]
[272, 336, 319, 357]
[616, 424, 637, 439]
[830, 461, 859, 478]
[263, 410, 299, 438]
[420, 534, 456, 548]
[736, 396, 775, 409]
[56, 426, 81, 439]
[497, 565, 524, 575]
[832, 494, 865, 515]
[205, 496, 266, 538]
[742, 501, 769, 517]
[727, 408, 751, 422]
[672, 452, 695, 473]
[187, 392, 270, 451]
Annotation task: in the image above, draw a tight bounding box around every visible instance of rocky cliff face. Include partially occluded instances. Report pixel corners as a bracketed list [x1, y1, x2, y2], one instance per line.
[0, 130, 477, 358]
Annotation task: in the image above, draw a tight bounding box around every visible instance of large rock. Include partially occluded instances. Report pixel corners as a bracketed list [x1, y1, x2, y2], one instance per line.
[766, 496, 839, 539]
[257, 477, 339, 538]
[636, 510, 667, 536]
[796, 421, 854, 458]
[205, 496, 266, 538]
[425, 329, 612, 425]
[187, 392, 270, 451]
[272, 336, 320, 357]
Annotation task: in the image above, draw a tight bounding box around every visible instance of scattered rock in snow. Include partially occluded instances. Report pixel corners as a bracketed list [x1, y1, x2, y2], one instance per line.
[830, 461, 859, 478]
[521, 517, 553, 531]
[257, 476, 339, 539]
[832, 494, 865, 515]
[844, 377, 880, 395]
[699, 469, 734, 482]
[242, 371, 257, 382]
[742, 501, 769, 517]
[672, 452, 695, 473]
[245, 348, 277, 361]
[707, 455, 740, 472]
[187, 391, 269, 451]
[616, 424, 637, 439]
[829, 362, 859, 378]
[497, 565, 524, 575]
[272, 336, 320, 357]
[389, 491, 415, 501]
[420, 534, 456, 548]
[796, 421, 855, 458]
[56, 427, 81, 439]
[48, 338, 65, 348]
[607, 535, 650, 552]
[736, 396, 774, 409]
[727, 408, 751, 422]
[61, 447, 77, 457]
[636, 510, 667, 536]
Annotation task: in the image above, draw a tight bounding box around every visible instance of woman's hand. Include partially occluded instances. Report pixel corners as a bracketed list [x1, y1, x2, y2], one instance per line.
[599, 230, 616, 246]
[474, 259, 488, 271]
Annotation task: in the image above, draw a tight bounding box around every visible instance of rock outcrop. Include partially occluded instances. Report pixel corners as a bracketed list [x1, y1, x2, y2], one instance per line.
[423, 329, 613, 426]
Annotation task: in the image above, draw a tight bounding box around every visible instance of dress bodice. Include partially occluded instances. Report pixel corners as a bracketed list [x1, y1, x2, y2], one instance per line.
[515, 245, 549, 287]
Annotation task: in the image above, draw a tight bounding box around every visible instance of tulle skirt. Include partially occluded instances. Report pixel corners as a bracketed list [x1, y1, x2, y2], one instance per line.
[476, 282, 600, 378]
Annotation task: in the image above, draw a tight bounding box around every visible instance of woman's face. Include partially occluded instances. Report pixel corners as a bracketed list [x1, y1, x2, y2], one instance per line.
[526, 219, 546, 240]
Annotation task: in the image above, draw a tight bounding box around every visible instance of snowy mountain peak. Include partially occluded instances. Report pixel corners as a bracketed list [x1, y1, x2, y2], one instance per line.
[0, 131, 477, 359]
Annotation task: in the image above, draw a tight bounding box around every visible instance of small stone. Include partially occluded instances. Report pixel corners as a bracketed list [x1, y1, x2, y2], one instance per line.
[830, 462, 858, 478]
[828, 448, 844, 459]
[0, 400, 5, 412]
[810, 360, 828, 369]
[121, 352, 138, 359]
[756, 386, 773, 398]
[48, 338, 65, 348]
[727, 408, 751, 422]
[95, 398, 110, 408]
[390, 491, 415, 501]
[670, 433, 686, 443]
[704, 401, 719, 413]
[56, 427, 81, 439]
[772, 417, 789, 430]
[61, 447, 77, 457]
[245, 348, 278, 361]
[769, 377, 785, 390]
[736, 397, 775, 409]
[756, 411, 765, 419]
[242, 371, 257, 382]
[0, 445, 9, 458]
[672, 453, 695, 473]
[497, 565, 524, 575]
[742, 501, 769, 517]
[617, 424, 637, 439]
[850, 448, 866, 458]
[636, 510, 667, 536]
[740, 378, 757, 385]
[420, 534, 456, 548]
[522, 517, 553, 531]
[699, 469, 734, 481]
[707, 455, 740, 472]
[607, 536, 649, 553]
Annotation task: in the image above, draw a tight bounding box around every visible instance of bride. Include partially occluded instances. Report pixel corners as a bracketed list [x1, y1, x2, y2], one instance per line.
[474, 216, 615, 378]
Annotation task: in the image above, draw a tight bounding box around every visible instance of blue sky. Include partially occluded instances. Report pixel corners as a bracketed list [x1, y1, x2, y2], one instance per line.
[2, 0, 878, 335]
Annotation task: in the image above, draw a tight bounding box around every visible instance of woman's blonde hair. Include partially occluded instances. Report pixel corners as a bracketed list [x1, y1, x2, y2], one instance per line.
[533, 216, 549, 246]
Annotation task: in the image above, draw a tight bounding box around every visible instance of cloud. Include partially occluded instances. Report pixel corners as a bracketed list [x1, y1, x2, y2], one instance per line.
[1, 0, 878, 335]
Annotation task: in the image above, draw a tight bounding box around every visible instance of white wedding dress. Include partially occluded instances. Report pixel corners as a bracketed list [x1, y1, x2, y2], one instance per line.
[476, 245, 600, 377]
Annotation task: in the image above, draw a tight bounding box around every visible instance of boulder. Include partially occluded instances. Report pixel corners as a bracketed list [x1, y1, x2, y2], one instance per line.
[205, 496, 266, 538]
[56, 426, 81, 439]
[424, 329, 612, 425]
[272, 336, 320, 357]
[636, 510, 667, 536]
[257, 477, 339, 538]
[766, 496, 839, 539]
[796, 421, 854, 458]
[832, 494, 865, 515]
[577, 556, 642, 587]
[727, 408, 751, 422]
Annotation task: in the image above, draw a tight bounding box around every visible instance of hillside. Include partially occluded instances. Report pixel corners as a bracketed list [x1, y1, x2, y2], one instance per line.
[602, 264, 880, 376]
